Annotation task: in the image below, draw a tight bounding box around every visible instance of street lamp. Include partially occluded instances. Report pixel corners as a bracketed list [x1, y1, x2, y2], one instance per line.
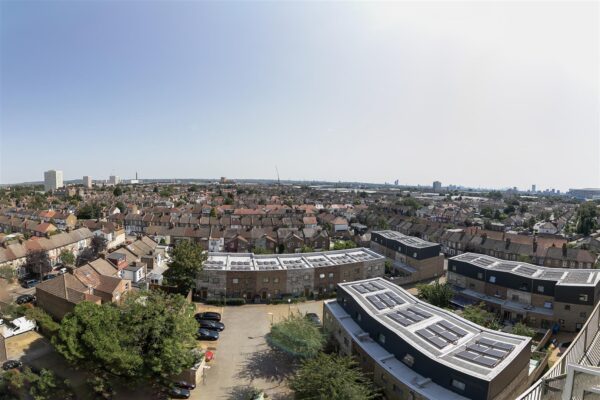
[288, 298, 291, 316]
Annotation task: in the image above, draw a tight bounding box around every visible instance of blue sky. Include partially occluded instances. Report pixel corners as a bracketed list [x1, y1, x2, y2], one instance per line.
[1, 1, 598, 191]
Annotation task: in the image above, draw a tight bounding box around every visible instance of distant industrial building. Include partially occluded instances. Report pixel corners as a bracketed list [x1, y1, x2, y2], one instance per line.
[568, 188, 600, 200]
[370, 230, 444, 283]
[109, 175, 120, 185]
[43, 170, 63, 192]
[325, 278, 531, 400]
[83, 176, 92, 188]
[433, 181, 442, 192]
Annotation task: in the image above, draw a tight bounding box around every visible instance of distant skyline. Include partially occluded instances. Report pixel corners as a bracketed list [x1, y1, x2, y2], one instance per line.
[1, 1, 598, 192]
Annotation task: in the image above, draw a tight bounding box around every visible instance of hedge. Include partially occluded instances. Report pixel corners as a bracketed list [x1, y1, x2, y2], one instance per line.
[204, 298, 246, 306]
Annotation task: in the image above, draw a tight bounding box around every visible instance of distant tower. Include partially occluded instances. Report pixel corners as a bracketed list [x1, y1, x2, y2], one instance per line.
[109, 175, 120, 185]
[433, 181, 442, 192]
[83, 176, 92, 188]
[44, 170, 64, 192]
[532, 184, 536, 193]
[136, 171, 138, 180]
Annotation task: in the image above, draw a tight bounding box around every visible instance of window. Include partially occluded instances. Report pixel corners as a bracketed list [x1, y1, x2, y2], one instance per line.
[452, 265, 457, 271]
[489, 276, 496, 283]
[320, 273, 325, 279]
[512, 295, 519, 302]
[402, 354, 414, 367]
[565, 305, 571, 311]
[232, 278, 239, 284]
[378, 333, 385, 344]
[580, 294, 589, 302]
[543, 302, 553, 309]
[580, 312, 587, 318]
[537, 285, 544, 293]
[328, 272, 334, 278]
[273, 278, 279, 283]
[477, 272, 483, 279]
[212, 278, 220, 284]
[367, 266, 372, 271]
[413, 252, 417, 258]
[304, 274, 310, 281]
[263, 277, 269, 283]
[356, 313, 362, 322]
[451, 379, 466, 391]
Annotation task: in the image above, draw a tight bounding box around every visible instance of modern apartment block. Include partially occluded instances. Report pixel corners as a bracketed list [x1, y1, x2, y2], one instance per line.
[83, 176, 92, 188]
[109, 175, 120, 185]
[43, 169, 63, 192]
[196, 248, 385, 301]
[325, 278, 531, 400]
[370, 230, 444, 283]
[448, 253, 600, 332]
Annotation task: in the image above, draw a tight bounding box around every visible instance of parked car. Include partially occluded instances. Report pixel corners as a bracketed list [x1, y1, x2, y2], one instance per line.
[196, 319, 225, 331]
[175, 381, 196, 390]
[305, 313, 321, 325]
[16, 294, 35, 305]
[21, 279, 40, 288]
[167, 387, 190, 399]
[2, 360, 22, 371]
[196, 328, 219, 341]
[42, 274, 57, 281]
[194, 311, 221, 322]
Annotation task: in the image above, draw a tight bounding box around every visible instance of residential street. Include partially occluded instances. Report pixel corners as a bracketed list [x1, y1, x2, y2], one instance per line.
[194, 301, 324, 400]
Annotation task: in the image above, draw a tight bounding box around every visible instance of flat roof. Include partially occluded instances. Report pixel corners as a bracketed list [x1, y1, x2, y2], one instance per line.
[451, 253, 600, 287]
[203, 248, 384, 272]
[373, 230, 439, 249]
[337, 277, 531, 381]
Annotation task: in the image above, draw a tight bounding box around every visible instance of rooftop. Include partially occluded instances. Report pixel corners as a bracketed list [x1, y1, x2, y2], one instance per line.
[373, 230, 439, 249]
[203, 248, 383, 271]
[452, 253, 600, 287]
[337, 277, 531, 381]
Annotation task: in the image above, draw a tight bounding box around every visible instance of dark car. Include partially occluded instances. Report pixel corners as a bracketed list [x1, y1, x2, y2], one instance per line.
[196, 319, 225, 331]
[175, 381, 196, 390]
[22, 279, 40, 288]
[305, 313, 321, 325]
[16, 294, 35, 305]
[2, 360, 23, 371]
[42, 274, 57, 281]
[167, 387, 190, 399]
[196, 328, 219, 341]
[194, 311, 221, 322]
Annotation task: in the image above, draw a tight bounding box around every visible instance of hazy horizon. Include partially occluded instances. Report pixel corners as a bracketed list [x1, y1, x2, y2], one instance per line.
[1, 1, 598, 192]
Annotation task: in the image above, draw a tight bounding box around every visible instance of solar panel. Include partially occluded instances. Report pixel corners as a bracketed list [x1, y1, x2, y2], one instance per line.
[490, 341, 514, 351]
[456, 350, 478, 361]
[397, 309, 425, 323]
[367, 297, 386, 310]
[516, 266, 537, 276]
[416, 329, 448, 349]
[474, 356, 498, 367]
[407, 307, 432, 319]
[387, 313, 413, 327]
[352, 284, 368, 294]
[439, 331, 460, 343]
[436, 320, 468, 338]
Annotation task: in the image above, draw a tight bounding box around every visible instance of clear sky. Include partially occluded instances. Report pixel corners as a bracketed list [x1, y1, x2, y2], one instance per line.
[1, 1, 598, 191]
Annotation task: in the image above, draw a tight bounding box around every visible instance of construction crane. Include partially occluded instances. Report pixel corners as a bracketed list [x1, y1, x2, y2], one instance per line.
[275, 166, 280, 186]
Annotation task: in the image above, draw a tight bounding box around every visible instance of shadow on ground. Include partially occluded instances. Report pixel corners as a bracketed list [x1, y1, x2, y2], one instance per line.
[227, 385, 293, 400]
[236, 348, 297, 384]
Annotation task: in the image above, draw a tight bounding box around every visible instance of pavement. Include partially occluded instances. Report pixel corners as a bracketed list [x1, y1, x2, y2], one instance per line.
[193, 301, 324, 400]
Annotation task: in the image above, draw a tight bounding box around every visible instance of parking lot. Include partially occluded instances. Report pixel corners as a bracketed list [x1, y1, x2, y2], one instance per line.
[194, 300, 324, 400]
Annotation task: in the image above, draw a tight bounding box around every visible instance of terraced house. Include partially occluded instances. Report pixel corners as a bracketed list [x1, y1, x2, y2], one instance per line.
[448, 253, 600, 332]
[325, 278, 531, 400]
[370, 230, 444, 283]
[196, 248, 384, 301]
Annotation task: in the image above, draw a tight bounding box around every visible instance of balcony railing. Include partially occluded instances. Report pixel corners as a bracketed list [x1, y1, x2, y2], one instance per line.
[517, 300, 600, 400]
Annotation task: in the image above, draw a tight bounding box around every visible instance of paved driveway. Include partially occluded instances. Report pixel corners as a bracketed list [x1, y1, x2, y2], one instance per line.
[194, 301, 324, 400]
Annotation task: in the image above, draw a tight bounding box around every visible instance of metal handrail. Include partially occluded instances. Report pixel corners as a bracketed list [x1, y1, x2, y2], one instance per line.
[517, 300, 600, 400]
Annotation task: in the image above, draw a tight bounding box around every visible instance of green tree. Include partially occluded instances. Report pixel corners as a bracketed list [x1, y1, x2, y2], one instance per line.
[512, 322, 535, 337]
[115, 201, 126, 213]
[113, 186, 123, 197]
[54, 291, 197, 384]
[462, 302, 499, 329]
[59, 250, 75, 267]
[416, 280, 454, 308]
[289, 353, 377, 400]
[333, 240, 356, 250]
[209, 207, 217, 217]
[300, 245, 314, 253]
[576, 202, 598, 236]
[164, 241, 206, 292]
[24, 250, 51, 279]
[267, 313, 324, 358]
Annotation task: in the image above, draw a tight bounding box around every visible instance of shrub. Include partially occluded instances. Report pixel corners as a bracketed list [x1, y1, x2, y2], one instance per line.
[25, 307, 60, 337]
[267, 312, 324, 358]
[205, 298, 246, 306]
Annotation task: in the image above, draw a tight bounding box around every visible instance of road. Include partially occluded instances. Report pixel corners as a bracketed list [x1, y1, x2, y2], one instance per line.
[194, 301, 324, 400]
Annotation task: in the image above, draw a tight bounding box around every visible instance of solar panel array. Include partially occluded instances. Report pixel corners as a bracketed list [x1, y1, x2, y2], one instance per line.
[515, 265, 537, 276]
[494, 263, 518, 272]
[366, 291, 405, 310]
[416, 321, 468, 349]
[351, 281, 385, 294]
[455, 338, 515, 368]
[386, 307, 432, 327]
[473, 257, 495, 267]
[563, 272, 593, 284]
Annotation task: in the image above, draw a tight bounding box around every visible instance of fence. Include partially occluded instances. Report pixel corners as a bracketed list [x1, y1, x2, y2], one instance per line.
[517, 300, 600, 400]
